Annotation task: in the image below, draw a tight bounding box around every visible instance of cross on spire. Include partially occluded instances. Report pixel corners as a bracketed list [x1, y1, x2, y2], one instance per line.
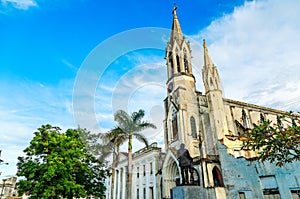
[170, 5, 183, 44]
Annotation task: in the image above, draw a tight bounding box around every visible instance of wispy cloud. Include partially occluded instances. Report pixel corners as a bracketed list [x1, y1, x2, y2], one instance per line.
[62, 59, 78, 72]
[93, 0, 300, 152]
[1, 0, 37, 10]
[94, 52, 166, 133]
[195, 0, 300, 111]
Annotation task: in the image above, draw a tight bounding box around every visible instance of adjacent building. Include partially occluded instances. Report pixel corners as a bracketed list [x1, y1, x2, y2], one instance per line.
[106, 143, 164, 199]
[0, 177, 17, 198]
[107, 6, 300, 199]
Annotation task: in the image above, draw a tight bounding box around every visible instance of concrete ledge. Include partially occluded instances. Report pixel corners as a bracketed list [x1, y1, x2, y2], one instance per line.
[172, 186, 203, 199]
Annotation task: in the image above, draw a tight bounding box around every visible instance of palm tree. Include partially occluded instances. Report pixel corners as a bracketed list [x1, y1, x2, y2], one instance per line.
[112, 109, 156, 199]
[101, 127, 125, 199]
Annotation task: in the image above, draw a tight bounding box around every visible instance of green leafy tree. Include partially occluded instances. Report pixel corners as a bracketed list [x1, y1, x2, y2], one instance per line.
[242, 115, 300, 167]
[17, 124, 108, 199]
[108, 109, 156, 199]
[77, 127, 103, 157]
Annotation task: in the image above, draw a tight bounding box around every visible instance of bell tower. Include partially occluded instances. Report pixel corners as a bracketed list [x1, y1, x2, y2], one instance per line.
[165, 6, 194, 86]
[164, 6, 200, 157]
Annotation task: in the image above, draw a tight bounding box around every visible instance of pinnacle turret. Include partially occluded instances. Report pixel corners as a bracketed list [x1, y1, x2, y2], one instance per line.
[202, 39, 221, 92]
[203, 39, 214, 69]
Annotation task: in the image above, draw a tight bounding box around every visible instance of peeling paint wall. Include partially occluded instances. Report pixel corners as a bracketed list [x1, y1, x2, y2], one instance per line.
[218, 142, 300, 199]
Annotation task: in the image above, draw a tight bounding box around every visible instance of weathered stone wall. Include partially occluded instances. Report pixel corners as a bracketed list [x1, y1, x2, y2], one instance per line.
[218, 142, 300, 199]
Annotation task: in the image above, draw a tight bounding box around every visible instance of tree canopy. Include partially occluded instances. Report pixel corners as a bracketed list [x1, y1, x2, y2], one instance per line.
[242, 114, 300, 167]
[17, 124, 108, 199]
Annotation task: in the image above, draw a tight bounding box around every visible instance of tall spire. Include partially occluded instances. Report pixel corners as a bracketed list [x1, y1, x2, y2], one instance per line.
[170, 6, 184, 44]
[165, 5, 194, 81]
[203, 39, 213, 68]
[202, 39, 221, 92]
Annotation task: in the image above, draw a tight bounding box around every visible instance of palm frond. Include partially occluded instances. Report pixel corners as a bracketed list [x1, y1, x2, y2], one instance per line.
[132, 109, 145, 123]
[114, 110, 131, 132]
[99, 142, 114, 161]
[100, 127, 128, 161]
[134, 122, 157, 132]
[132, 132, 149, 148]
[102, 127, 123, 142]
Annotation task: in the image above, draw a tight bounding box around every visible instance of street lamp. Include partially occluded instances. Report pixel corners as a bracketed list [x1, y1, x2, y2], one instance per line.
[0, 158, 8, 165]
[0, 163, 8, 165]
[0, 161, 9, 176]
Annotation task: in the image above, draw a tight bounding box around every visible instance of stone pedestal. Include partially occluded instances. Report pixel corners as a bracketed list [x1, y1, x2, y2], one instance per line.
[171, 186, 204, 199]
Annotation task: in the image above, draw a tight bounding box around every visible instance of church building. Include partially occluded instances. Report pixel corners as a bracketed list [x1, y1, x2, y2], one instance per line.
[106, 7, 300, 199]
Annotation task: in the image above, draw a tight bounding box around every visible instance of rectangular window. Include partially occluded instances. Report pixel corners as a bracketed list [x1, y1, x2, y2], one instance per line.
[143, 187, 146, 199]
[239, 192, 246, 199]
[137, 167, 139, 178]
[260, 175, 281, 199]
[238, 190, 253, 199]
[291, 190, 300, 199]
[150, 163, 153, 175]
[149, 187, 154, 199]
[260, 176, 278, 189]
[143, 165, 146, 176]
[263, 189, 281, 199]
[137, 188, 139, 199]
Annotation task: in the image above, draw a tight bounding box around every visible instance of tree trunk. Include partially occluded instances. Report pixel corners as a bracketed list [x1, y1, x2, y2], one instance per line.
[127, 134, 133, 199]
[110, 165, 116, 199]
[111, 147, 120, 199]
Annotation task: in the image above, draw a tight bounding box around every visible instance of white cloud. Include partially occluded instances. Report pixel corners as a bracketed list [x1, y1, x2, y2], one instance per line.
[195, 0, 300, 112]
[0, 78, 74, 179]
[100, 0, 300, 153]
[92, 53, 167, 152]
[1, 0, 37, 10]
[2, 0, 300, 181]
[94, 0, 300, 153]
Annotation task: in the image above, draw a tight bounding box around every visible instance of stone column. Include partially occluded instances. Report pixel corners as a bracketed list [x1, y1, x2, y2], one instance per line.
[122, 167, 126, 199]
[117, 169, 121, 199]
[153, 161, 157, 199]
[173, 54, 178, 74]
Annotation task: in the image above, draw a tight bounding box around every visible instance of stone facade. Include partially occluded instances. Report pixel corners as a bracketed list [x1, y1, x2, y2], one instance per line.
[0, 177, 17, 198]
[107, 6, 300, 199]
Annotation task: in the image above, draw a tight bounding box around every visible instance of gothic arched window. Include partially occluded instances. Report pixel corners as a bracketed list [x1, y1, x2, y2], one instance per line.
[190, 116, 197, 138]
[291, 117, 297, 126]
[172, 108, 178, 140]
[215, 79, 219, 89]
[260, 113, 265, 124]
[176, 55, 181, 72]
[168, 52, 174, 75]
[242, 109, 249, 129]
[212, 166, 224, 187]
[184, 54, 189, 73]
[277, 115, 283, 128]
[209, 78, 215, 90]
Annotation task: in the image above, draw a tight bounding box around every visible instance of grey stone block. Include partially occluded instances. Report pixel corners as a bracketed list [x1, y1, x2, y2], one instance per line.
[172, 186, 204, 199]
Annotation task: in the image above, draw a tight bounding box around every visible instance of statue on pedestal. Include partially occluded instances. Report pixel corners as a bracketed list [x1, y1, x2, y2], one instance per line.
[177, 143, 193, 185]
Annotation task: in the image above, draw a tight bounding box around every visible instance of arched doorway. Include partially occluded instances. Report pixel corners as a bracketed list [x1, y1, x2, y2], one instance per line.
[212, 166, 224, 187]
[162, 151, 180, 199]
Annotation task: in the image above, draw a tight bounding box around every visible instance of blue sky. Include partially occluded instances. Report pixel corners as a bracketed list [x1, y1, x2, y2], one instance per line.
[1, 0, 300, 179]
